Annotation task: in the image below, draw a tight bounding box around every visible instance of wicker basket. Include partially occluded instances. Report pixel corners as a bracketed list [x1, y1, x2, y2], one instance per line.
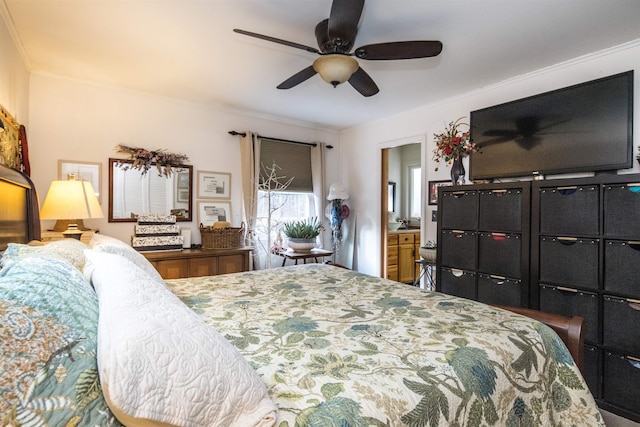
[199, 223, 245, 249]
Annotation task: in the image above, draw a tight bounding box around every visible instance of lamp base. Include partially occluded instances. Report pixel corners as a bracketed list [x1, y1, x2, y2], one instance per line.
[52, 219, 88, 232]
[62, 224, 83, 240]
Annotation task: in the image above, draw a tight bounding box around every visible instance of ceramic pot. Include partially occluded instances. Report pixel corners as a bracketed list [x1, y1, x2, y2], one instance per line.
[287, 238, 317, 253]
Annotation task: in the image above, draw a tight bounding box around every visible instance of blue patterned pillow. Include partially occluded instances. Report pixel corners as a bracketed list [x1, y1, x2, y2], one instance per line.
[0, 239, 89, 272]
[0, 256, 122, 426]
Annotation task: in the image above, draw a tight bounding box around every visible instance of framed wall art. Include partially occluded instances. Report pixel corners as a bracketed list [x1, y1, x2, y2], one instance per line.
[428, 180, 452, 205]
[58, 160, 102, 202]
[0, 104, 22, 170]
[197, 201, 232, 227]
[197, 170, 231, 199]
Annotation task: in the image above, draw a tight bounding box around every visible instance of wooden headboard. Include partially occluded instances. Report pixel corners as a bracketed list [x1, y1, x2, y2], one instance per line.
[0, 164, 40, 250]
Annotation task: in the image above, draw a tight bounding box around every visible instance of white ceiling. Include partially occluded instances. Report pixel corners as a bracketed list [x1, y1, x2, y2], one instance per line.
[3, 0, 640, 130]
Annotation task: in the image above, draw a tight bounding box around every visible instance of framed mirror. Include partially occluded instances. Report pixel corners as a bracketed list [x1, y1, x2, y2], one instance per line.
[108, 158, 193, 222]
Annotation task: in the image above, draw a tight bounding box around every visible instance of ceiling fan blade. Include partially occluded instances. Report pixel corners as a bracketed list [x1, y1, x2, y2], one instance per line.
[328, 0, 364, 50]
[234, 29, 320, 54]
[354, 41, 443, 60]
[277, 66, 318, 89]
[483, 130, 520, 137]
[348, 67, 379, 97]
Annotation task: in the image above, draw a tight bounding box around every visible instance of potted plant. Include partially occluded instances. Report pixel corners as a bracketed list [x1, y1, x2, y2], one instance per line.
[432, 117, 477, 185]
[282, 217, 323, 253]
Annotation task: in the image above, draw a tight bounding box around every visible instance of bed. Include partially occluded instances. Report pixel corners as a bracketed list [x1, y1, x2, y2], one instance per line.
[0, 164, 604, 426]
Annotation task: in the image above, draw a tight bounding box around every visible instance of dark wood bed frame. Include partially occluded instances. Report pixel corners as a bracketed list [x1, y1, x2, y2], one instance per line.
[494, 304, 585, 373]
[0, 164, 41, 251]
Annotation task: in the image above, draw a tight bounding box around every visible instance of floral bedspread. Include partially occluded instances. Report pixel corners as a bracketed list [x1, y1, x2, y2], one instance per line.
[166, 264, 604, 427]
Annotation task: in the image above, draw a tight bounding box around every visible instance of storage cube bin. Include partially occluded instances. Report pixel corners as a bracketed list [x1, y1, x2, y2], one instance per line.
[583, 345, 600, 399]
[477, 273, 524, 307]
[441, 190, 477, 230]
[539, 284, 599, 344]
[479, 189, 522, 232]
[604, 240, 640, 295]
[603, 296, 640, 355]
[440, 230, 477, 271]
[478, 232, 521, 278]
[439, 268, 476, 300]
[603, 351, 640, 413]
[604, 183, 640, 237]
[539, 237, 599, 289]
[539, 185, 599, 235]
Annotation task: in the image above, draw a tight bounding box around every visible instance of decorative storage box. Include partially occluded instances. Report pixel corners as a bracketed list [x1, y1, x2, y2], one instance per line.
[539, 284, 599, 344]
[603, 351, 640, 414]
[439, 267, 476, 300]
[539, 237, 599, 289]
[132, 235, 183, 251]
[136, 214, 177, 224]
[440, 230, 477, 271]
[477, 273, 523, 307]
[200, 223, 245, 249]
[478, 232, 521, 278]
[603, 296, 640, 355]
[604, 183, 640, 237]
[134, 224, 181, 236]
[478, 189, 522, 232]
[440, 190, 477, 230]
[604, 240, 640, 296]
[584, 345, 601, 399]
[539, 185, 599, 235]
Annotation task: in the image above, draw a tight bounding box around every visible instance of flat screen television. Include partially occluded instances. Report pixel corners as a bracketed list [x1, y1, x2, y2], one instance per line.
[469, 70, 634, 181]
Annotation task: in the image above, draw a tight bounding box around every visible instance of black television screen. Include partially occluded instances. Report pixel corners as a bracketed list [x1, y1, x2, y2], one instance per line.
[469, 70, 633, 181]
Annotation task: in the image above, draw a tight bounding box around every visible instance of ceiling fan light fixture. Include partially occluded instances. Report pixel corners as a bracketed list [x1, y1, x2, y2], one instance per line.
[313, 54, 358, 87]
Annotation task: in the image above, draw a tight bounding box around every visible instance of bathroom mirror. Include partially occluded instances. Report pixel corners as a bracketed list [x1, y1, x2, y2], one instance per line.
[108, 158, 193, 222]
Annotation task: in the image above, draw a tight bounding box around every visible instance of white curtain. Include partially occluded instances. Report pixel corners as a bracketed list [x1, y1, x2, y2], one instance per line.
[239, 132, 261, 270]
[311, 142, 327, 248]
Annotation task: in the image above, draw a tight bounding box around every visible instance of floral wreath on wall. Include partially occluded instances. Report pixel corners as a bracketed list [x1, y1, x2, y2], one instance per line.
[115, 144, 189, 178]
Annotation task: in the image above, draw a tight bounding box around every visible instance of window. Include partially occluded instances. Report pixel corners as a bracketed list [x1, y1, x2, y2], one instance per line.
[409, 165, 421, 219]
[255, 139, 316, 268]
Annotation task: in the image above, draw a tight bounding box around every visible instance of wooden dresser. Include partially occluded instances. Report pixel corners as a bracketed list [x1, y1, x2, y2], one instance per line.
[387, 230, 420, 283]
[143, 247, 252, 279]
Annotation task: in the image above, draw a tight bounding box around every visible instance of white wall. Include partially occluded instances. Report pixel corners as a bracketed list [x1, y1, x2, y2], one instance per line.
[27, 74, 341, 243]
[341, 41, 640, 276]
[0, 5, 29, 131]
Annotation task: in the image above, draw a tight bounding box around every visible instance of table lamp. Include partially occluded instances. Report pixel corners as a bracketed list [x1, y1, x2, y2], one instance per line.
[40, 176, 104, 239]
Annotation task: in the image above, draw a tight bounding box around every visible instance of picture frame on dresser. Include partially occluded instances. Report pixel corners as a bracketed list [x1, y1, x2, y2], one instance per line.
[197, 170, 231, 199]
[197, 200, 231, 226]
[58, 160, 102, 202]
[428, 180, 451, 205]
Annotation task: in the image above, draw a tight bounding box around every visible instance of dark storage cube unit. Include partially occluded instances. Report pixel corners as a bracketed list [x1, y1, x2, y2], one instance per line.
[583, 345, 600, 399]
[604, 184, 640, 237]
[441, 190, 477, 230]
[440, 230, 477, 271]
[440, 268, 476, 300]
[603, 351, 640, 415]
[478, 232, 521, 278]
[539, 237, 599, 289]
[604, 241, 640, 295]
[539, 284, 599, 344]
[477, 274, 523, 306]
[539, 185, 599, 235]
[603, 296, 640, 355]
[478, 189, 522, 232]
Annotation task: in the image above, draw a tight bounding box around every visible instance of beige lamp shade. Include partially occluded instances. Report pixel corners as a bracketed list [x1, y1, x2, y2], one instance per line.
[40, 179, 104, 221]
[313, 54, 359, 87]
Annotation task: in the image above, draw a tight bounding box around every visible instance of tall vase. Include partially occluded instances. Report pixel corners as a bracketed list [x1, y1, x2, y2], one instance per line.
[450, 157, 465, 185]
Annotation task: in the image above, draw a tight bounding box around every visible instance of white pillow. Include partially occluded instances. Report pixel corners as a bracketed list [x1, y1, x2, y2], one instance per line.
[89, 233, 165, 283]
[83, 249, 277, 427]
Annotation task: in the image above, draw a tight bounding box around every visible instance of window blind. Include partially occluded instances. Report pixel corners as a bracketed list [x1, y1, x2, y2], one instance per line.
[259, 139, 313, 192]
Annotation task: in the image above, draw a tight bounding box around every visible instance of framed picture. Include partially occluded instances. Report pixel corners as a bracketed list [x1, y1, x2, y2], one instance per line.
[176, 188, 190, 203]
[197, 201, 232, 226]
[0, 104, 21, 170]
[428, 180, 452, 205]
[177, 171, 190, 189]
[58, 160, 102, 202]
[197, 170, 231, 199]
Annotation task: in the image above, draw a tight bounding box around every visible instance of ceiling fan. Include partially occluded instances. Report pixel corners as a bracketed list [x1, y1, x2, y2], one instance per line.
[233, 0, 443, 97]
